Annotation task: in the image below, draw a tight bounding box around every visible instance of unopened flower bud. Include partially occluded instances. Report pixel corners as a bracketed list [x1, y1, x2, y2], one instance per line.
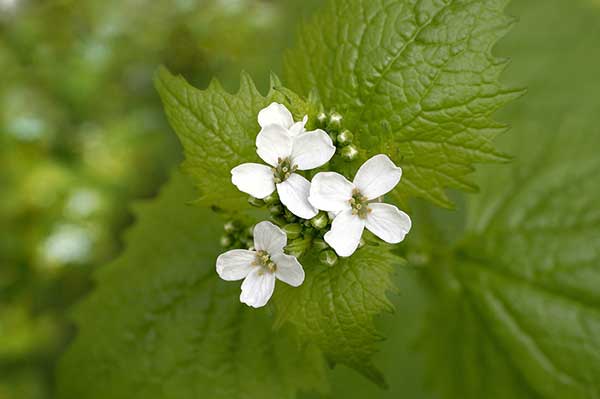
[269, 204, 283, 215]
[285, 237, 311, 258]
[220, 235, 232, 247]
[337, 129, 353, 145]
[316, 112, 328, 127]
[224, 221, 238, 233]
[263, 192, 279, 204]
[319, 250, 338, 267]
[247, 196, 264, 207]
[283, 223, 303, 239]
[328, 112, 343, 130]
[270, 216, 287, 226]
[312, 238, 329, 251]
[341, 144, 359, 161]
[310, 212, 329, 229]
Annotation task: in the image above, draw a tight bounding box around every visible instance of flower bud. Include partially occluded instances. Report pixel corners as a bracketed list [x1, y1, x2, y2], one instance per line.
[319, 250, 338, 267]
[269, 204, 283, 215]
[285, 237, 311, 258]
[310, 212, 329, 229]
[312, 238, 329, 251]
[270, 216, 287, 226]
[247, 196, 264, 207]
[340, 144, 359, 161]
[283, 223, 303, 239]
[337, 129, 353, 145]
[223, 221, 238, 233]
[284, 209, 297, 223]
[316, 112, 328, 127]
[220, 235, 232, 248]
[328, 112, 343, 130]
[263, 192, 279, 204]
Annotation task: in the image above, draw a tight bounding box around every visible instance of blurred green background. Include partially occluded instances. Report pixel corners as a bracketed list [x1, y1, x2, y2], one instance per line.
[1, 0, 599, 398]
[0, 0, 320, 397]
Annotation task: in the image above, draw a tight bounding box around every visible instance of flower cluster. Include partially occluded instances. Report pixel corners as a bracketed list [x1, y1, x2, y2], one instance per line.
[217, 103, 412, 307]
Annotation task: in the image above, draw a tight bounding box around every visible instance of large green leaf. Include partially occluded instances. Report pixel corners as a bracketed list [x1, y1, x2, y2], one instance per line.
[274, 245, 401, 388]
[284, 0, 522, 208]
[419, 0, 600, 397]
[155, 68, 307, 211]
[58, 173, 328, 399]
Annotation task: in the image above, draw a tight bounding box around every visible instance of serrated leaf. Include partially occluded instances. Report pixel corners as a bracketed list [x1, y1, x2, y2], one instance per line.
[155, 68, 303, 211]
[417, 0, 600, 397]
[58, 172, 328, 399]
[284, 0, 522, 208]
[274, 245, 402, 388]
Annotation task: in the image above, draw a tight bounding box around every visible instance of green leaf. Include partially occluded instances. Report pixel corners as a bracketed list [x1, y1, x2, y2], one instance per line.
[417, 0, 600, 397]
[155, 68, 307, 211]
[274, 245, 402, 388]
[284, 0, 523, 208]
[58, 172, 328, 399]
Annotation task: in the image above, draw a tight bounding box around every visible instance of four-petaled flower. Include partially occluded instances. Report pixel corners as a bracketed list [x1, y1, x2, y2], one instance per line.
[309, 154, 412, 257]
[216, 221, 305, 308]
[231, 103, 335, 219]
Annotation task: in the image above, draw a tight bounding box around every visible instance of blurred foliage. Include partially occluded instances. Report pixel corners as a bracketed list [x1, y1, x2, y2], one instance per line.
[0, 0, 319, 397]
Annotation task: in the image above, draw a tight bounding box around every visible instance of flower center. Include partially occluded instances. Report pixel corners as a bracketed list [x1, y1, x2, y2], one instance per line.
[272, 157, 297, 184]
[254, 250, 277, 273]
[349, 189, 371, 219]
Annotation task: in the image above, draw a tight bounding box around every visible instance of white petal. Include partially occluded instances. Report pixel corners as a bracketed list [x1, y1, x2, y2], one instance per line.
[290, 130, 336, 170]
[277, 173, 318, 219]
[216, 249, 256, 281]
[272, 253, 305, 287]
[308, 172, 354, 212]
[365, 203, 412, 244]
[353, 154, 402, 200]
[240, 268, 276, 308]
[257, 102, 293, 129]
[253, 221, 287, 254]
[231, 163, 275, 199]
[324, 209, 365, 257]
[288, 115, 308, 137]
[256, 124, 293, 167]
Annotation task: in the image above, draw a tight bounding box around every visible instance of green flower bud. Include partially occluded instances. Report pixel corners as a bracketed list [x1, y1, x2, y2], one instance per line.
[220, 235, 232, 247]
[283, 223, 303, 239]
[311, 212, 329, 229]
[223, 221, 238, 234]
[319, 250, 338, 267]
[328, 112, 343, 130]
[269, 204, 283, 215]
[286, 237, 311, 258]
[316, 112, 328, 127]
[340, 144, 359, 161]
[263, 191, 279, 204]
[284, 209, 297, 223]
[247, 196, 264, 207]
[337, 129, 353, 145]
[270, 216, 287, 226]
[312, 238, 329, 251]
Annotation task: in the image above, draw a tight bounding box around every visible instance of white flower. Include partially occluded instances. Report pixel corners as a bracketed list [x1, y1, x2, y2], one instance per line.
[257, 102, 308, 137]
[216, 221, 305, 308]
[309, 154, 412, 257]
[231, 103, 335, 219]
